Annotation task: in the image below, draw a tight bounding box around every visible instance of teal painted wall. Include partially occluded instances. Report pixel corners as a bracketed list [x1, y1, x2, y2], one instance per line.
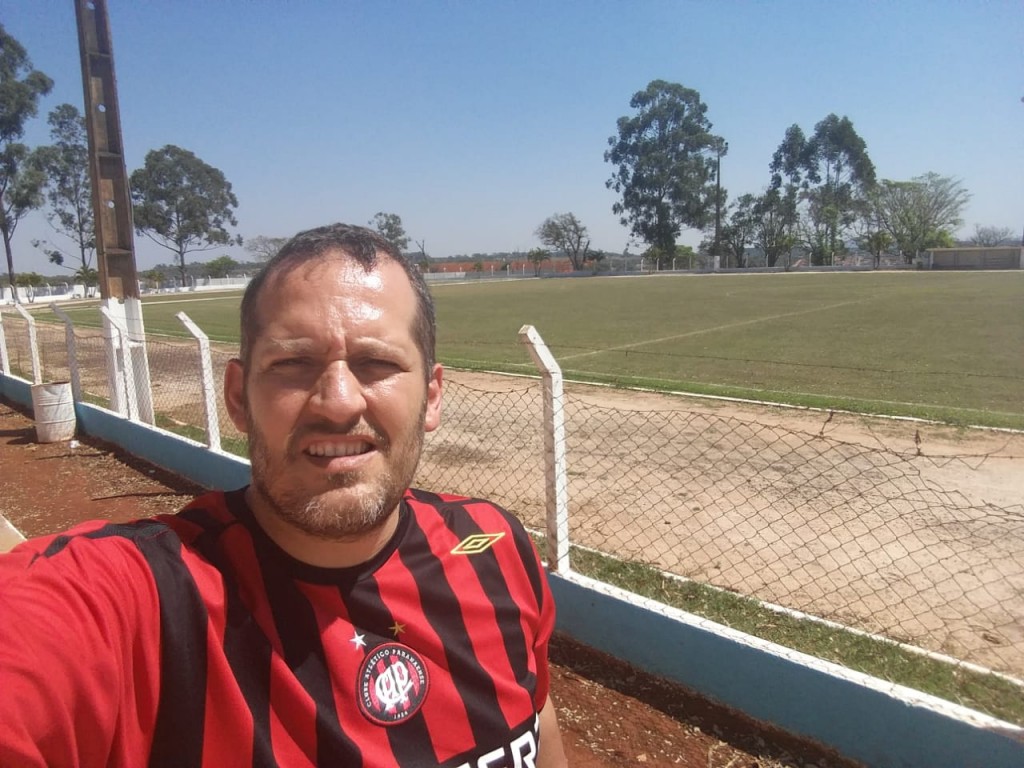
[550, 574, 1023, 768]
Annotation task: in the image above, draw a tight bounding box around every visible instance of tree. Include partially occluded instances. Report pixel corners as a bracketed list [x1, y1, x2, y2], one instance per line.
[969, 225, 1014, 247]
[526, 247, 549, 276]
[204, 255, 240, 278]
[748, 189, 799, 269]
[0, 24, 53, 300]
[605, 80, 723, 255]
[130, 145, 242, 286]
[770, 114, 875, 265]
[34, 104, 94, 275]
[535, 212, 591, 270]
[0, 25, 52, 144]
[854, 191, 897, 268]
[413, 238, 431, 272]
[140, 266, 170, 290]
[245, 235, 288, 262]
[74, 264, 98, 290]
[674, 244, 697, 270]
[1, 145, 46, 297]
[868, 173, 970, 263]
[369, 212, 409, 252]
[705, 193, 759, 269]
[856, 228, 893, 269]
[710, 138, 728, 260]
[14, 270, 44, 302]
[641, 243, 696, 270]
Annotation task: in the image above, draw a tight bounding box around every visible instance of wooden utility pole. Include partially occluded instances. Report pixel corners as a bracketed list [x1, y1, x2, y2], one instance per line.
[74, 0, 154, 422]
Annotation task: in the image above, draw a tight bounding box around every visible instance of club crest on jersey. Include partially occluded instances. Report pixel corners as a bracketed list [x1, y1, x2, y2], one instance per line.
[357, 642, 429, 726]
[451, 532, 505, 555]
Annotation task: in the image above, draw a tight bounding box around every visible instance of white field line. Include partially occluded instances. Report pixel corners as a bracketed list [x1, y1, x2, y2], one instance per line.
[554, 372, 1024, 420]
[24, 293, 243, 313]
[558, 298, 872, 362]
[141, 295, 241, 307]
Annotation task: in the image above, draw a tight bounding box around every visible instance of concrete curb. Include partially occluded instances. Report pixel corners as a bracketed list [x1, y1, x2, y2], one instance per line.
[0, 514, 25, 553]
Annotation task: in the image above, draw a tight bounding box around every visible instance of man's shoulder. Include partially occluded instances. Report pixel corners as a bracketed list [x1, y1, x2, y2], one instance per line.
[406, 487, 509, 516]
[0, 516, 181, 598]
[9, 516, 175, 559]
[404, 488, 531, 537]
[3, 490, 233, 567]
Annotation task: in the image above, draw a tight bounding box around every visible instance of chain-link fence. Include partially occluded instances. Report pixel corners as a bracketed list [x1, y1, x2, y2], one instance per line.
[418, 375, 546, 530]
[558, 393, 1023, 677]
[2, 308, 1022, 681]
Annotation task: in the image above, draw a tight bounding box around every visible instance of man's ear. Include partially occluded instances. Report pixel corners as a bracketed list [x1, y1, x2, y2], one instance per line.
[224, 358, 249, 433]
[424, 363, 443, 433]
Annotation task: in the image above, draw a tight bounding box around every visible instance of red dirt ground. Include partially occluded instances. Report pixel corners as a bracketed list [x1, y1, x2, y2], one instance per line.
[0, 400, 860, 767]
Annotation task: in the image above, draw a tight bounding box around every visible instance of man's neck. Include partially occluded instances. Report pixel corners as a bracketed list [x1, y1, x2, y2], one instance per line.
[244, 488, 401, 569]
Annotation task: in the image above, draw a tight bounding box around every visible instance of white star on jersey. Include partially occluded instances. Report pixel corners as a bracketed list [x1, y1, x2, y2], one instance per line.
[350, 631, 366, 650]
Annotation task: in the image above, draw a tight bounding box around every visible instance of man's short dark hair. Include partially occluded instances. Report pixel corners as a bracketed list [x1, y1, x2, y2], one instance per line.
[239, 223, 436, 375]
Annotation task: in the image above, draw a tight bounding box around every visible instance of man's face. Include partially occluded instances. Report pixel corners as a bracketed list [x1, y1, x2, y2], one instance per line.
[225, 253, 442, 540]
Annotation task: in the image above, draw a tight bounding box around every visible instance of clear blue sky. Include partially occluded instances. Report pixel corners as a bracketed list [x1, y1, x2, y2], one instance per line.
[5, 0, 1022, 274]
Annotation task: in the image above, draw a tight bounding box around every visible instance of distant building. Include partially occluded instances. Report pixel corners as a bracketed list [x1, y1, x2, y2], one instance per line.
[926, 246, 1023, 270]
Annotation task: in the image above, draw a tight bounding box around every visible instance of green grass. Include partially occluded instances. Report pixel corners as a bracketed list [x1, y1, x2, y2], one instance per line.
[565, 543, 1024, 726]
[43, 290, 243, 343]
[152, 411, 249, 457]
[432, 271, 1024, 428]
[30, 271, 1024, 427]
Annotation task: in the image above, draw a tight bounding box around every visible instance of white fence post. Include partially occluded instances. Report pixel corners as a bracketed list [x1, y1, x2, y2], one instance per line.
[176, 311, 222, 452]
[50, 304, 82, 402]
[99, 307, 140, 422]
[517, 324, 571, 573]
[97, 303, 155, 424]
[0, 311, 9, 375]
[13, 305, 42, 384]
[100, 308, 127, 417]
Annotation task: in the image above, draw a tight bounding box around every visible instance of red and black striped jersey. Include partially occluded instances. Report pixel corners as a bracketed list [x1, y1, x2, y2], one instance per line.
[0, 488, 556, 767]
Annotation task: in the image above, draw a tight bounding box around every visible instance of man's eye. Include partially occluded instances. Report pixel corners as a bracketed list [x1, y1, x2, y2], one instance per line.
[271, 357, 313, 369]
[356, 358, 401, 375]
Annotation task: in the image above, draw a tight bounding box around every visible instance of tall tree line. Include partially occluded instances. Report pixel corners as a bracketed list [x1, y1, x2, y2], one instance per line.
[604, 79, 979, 268]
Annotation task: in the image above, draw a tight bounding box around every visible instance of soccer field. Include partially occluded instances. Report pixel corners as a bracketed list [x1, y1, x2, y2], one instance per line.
[431, 271, 1023, 428]
[51, 270, 1024, 428]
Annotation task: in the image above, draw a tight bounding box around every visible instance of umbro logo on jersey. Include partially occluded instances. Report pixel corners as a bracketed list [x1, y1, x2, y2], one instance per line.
[451, 532, 505, 555]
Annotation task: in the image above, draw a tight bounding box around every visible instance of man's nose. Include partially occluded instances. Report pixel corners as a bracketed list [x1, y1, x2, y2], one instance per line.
[309, 361, 366, 422]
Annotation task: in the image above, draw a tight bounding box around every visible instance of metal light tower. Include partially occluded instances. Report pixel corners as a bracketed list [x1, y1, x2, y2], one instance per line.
[713, 139, 728, 270]
[74, 0, 154, 422]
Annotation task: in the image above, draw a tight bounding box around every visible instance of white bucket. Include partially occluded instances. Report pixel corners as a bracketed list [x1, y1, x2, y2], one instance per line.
[31, 381, 77, 443]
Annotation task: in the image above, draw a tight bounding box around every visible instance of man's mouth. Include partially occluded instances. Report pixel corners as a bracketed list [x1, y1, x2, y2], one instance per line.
[305, 440, 374, 458]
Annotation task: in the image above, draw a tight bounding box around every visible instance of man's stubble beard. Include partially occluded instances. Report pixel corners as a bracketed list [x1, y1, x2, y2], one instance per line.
[245, 404, 426, 541]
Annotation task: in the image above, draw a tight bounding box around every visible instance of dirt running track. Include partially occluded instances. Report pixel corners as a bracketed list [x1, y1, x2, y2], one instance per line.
[0, 400, 859, 767]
